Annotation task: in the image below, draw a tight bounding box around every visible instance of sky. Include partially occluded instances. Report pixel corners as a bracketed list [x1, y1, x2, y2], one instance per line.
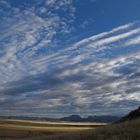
[0, 0, 140, 118]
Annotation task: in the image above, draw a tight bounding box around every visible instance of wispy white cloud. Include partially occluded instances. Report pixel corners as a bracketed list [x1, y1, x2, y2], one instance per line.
[125, 35, 140, 46]
[0, 0, 140, 117]
[0, 0, 75, 84]
[74, 21, 135, 48]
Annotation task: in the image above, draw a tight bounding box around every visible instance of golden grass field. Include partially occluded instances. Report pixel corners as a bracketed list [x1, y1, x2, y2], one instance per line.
[0, 119, 107, 140]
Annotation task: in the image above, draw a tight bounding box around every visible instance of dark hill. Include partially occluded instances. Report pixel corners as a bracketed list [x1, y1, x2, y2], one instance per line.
[120, 106, 140, 122]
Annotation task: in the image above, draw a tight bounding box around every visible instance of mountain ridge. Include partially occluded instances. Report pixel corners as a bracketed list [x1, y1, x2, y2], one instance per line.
[0, 115, 121, 123]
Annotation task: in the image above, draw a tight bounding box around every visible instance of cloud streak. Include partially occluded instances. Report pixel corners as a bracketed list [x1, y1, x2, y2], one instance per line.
[0, 1, 140, 117]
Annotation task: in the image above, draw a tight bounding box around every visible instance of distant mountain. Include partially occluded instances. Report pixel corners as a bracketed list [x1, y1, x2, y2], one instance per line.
[0, 116, 54, 121]
[85, 115, 121, 122]
[59, 115, 82, 122]
[120, 106, 140, 122]
[0, 115, 121, 123]
[59, 115, 120, 122]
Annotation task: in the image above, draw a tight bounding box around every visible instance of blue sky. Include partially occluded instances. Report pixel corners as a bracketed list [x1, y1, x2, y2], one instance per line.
[0, 0, 140, 118]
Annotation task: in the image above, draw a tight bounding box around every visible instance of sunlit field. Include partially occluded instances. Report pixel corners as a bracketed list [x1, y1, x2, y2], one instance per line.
[0, 119, 106, 140]
[0, 118, 140, 140]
